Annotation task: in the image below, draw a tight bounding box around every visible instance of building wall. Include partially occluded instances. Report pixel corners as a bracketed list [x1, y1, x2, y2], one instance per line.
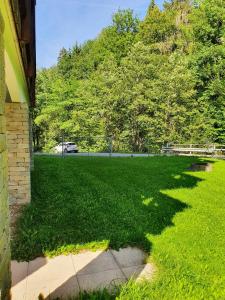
[0, 11, 11, 300]
[6, 102, 31, 205]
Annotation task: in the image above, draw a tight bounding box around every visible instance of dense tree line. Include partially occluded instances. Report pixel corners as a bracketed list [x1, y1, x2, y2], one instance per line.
[34, 0, 225, 152]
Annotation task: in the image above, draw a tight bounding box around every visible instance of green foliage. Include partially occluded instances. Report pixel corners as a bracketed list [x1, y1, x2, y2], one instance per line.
[98, 9, 139, 63]
[34, 68, 79, 151]
[191, 0, 225, 45]
[35, 1, 225, 151]
[190, 0, 225, 142]
[57, 47, 74, 78]
[12, 156, 225, 299]
[112, 9, 139, 33]
[138, 3, 176, 46]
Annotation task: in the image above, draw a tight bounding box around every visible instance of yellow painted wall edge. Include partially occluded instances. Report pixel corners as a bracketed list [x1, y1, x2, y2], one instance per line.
[0, 0, 29, 103]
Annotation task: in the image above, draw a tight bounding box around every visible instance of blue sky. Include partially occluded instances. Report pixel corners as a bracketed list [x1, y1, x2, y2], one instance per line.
[36, 0, 164, 68]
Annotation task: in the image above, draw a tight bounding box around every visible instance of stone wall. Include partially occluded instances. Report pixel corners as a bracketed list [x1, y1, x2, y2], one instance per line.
[6, 102, 31, 205]
[0, 11, 11, 300]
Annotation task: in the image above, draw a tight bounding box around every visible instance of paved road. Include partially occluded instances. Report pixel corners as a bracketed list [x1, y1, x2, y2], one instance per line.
[35, 152, 225, 159]
[35, 152, 155, 157]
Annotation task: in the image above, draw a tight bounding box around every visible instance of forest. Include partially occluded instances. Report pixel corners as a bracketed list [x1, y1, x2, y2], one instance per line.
[34, 0, 225, 153]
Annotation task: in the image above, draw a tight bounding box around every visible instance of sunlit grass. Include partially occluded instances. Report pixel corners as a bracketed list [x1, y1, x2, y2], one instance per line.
[12, 156, 225, 299]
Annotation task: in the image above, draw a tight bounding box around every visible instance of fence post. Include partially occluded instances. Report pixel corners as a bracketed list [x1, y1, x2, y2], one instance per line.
[61, 132, 64, 158]
[109, 137, 113, 157]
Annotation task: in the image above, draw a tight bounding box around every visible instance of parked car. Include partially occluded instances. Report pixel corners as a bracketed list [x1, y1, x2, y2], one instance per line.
[54, 142, 79, 153]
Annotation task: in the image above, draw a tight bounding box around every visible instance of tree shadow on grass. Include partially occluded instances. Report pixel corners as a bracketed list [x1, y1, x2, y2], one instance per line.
[12, 156, 211, 261]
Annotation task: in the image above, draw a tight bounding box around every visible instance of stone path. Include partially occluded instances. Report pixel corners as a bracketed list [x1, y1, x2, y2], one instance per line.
[11, 247, 154, 300]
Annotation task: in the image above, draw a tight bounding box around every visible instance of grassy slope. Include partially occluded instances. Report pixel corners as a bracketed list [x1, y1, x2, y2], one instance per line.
[12, 156, 225, 299]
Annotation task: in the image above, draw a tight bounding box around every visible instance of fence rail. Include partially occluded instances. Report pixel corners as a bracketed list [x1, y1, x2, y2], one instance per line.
[162, 144, 225, 155]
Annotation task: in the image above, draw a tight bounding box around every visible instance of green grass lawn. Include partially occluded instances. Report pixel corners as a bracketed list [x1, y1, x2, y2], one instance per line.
[12, 156, 225, 299]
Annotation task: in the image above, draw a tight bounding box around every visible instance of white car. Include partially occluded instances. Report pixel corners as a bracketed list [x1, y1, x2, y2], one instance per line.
[54, 142, 78, 153]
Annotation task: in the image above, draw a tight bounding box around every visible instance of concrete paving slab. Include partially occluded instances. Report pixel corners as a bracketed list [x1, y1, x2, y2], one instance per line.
[11, 261, 28, 300]
[122, 263, 154, 281]
[46, 276, 80, 299]
[26, 277, 80, 300]
[27, 257, 47, 277]
[71, 250, 118, 275]
[11, 248, 154, 299]
[26, 255, 78, 299]
[25, 288, 49, 300]
[11, 261, 28, 287]
[111, 247, 147, 268]
[77, 268, 126, 292]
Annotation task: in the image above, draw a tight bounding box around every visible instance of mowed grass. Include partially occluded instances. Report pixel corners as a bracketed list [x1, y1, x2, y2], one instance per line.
[12, 156, 225, 299]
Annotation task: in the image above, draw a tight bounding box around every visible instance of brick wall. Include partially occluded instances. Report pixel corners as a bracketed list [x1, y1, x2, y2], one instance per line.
[6, 102, 31, 205]
[0, 11, 11, 300]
